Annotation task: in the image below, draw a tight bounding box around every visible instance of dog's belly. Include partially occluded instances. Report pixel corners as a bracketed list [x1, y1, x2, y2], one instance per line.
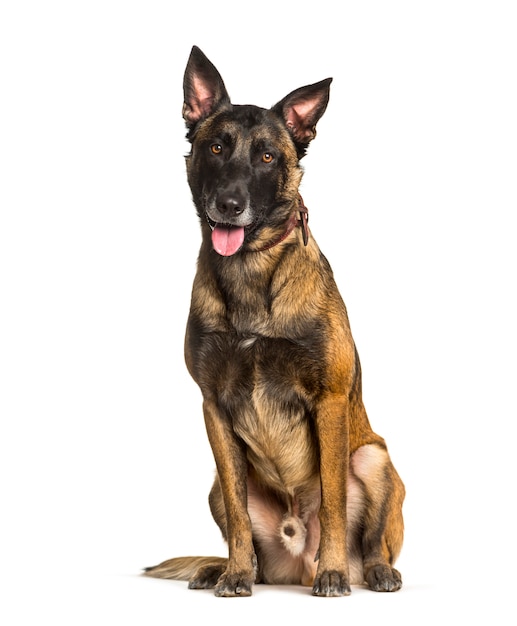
[209, 334, 322, 493]
[232, 379, 318, 493]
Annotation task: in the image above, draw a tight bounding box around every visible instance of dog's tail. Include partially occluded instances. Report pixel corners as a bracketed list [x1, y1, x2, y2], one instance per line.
[143, 556, 227, 582]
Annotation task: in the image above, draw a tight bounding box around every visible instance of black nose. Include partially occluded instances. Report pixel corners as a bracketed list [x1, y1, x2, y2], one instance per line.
[216, 190, 245, 217]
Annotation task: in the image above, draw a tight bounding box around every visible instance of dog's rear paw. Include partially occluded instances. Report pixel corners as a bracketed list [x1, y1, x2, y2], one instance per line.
[213, 571, 255, 597]
[365, 565, 402, 592]
[188, 564, 226, 590]
[312, 570, 351, 597]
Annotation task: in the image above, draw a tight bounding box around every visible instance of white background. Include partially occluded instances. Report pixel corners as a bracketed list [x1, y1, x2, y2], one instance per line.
[1, 1, 516, 623]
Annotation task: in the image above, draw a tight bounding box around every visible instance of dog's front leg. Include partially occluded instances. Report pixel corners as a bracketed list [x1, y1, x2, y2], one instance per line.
[202, 398, 257, 597]
[312, 394, 351, 597]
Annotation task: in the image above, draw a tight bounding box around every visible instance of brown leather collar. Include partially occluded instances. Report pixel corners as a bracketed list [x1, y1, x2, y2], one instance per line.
[254, 195, 310, 252]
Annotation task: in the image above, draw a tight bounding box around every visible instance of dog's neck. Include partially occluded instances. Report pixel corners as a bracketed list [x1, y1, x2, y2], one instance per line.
[253, 195, 310, 253]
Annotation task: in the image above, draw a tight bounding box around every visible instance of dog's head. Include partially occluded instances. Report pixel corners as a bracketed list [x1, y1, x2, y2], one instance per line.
[182, 46, 331, 256]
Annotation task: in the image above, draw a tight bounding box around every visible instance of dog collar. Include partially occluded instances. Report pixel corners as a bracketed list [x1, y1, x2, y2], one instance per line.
[254, 195, 310, 252]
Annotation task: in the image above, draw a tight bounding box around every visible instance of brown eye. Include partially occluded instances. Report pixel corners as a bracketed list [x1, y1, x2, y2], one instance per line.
[210, 144, 222, 155]
[262, 152, 274, 163]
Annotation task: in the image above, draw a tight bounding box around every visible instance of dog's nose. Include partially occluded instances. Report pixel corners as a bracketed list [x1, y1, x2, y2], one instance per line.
[216, 190, 245, 217]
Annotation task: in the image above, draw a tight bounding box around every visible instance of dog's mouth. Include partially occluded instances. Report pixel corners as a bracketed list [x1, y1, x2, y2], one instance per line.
[206, 215, 250, 257]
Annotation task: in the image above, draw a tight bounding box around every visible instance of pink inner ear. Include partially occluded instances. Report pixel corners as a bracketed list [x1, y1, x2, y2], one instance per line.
[291, 100, 315, 122]
[192, 76, 213, 107]
[186, 76, 216, 121]
[286, 99, 315, 138]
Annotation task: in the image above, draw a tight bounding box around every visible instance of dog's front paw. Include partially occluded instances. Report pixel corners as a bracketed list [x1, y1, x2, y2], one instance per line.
[312, 570, 351, 597]
[365, 565, 402, 592]
[213, 571, 255, 597]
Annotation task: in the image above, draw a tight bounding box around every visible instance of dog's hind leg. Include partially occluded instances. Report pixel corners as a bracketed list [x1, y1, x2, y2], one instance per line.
[351, 444, 405, 592]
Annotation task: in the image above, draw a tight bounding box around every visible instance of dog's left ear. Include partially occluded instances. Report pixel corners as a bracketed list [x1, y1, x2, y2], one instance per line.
[272, 78, 332, 151]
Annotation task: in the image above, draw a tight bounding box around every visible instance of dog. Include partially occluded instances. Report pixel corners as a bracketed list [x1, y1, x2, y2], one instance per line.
[144, 45, 405, 597]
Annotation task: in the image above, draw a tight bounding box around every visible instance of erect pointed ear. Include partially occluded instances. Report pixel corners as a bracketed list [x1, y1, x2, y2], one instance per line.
[272, 78, 332, 151]
[183, 46, 231, 129]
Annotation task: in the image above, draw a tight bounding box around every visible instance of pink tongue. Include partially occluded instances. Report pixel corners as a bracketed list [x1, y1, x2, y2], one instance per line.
[211, 225, 245, 256]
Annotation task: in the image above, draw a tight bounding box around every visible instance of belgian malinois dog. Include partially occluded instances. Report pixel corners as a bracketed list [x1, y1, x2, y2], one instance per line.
[144, 46, 405, 597]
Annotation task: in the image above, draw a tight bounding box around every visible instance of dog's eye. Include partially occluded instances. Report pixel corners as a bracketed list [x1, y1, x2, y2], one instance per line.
[210, 144, 222, 155]
[262, 152, 274, 163]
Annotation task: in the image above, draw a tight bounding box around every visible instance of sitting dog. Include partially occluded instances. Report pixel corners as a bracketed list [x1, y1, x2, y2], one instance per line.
[145, 46, 405, 597]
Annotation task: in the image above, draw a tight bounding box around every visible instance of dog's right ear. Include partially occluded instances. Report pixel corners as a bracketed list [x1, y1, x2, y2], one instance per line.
[183, 46, 231, 129]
